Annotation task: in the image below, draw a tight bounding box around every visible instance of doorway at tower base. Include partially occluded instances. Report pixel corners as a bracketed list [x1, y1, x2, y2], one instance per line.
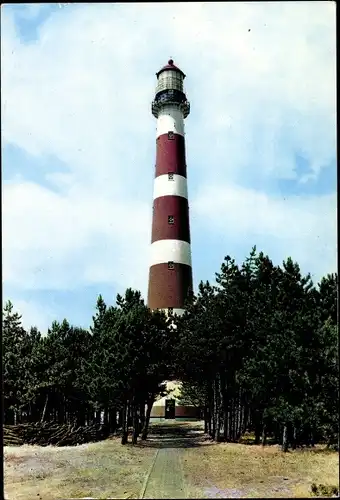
[150, 380, 202, 421]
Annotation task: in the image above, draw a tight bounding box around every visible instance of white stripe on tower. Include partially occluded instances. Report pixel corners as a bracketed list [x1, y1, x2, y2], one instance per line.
[159, 308, 185, 317]
[150, 240, 192, 267]
[171, 308, 185, 316]
[153, 174, 188, 200]
[168, 308, 185, 316]
[156, 105, 185, 138]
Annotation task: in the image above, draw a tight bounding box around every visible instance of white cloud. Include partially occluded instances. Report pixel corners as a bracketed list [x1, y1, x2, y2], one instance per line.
[1, 1, 336, 318]
[13, 297, 55, 333]
[2, 2, 336, 183]
[3, 180, 151, 292]
[192, 183, 336, 283]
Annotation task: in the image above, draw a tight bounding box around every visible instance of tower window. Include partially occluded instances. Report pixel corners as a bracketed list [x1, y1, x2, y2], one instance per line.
[168, 131, 174, 140]
[168, 215, 174, 224]
[168, 173, 174, 181]
[168, 261, 175, 270]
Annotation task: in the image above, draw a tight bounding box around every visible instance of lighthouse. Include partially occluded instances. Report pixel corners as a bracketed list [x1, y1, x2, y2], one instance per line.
[147, 59, 193, 317]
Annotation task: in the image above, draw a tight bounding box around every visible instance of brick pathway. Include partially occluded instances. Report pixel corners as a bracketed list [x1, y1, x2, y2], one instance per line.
[140, 422, 204, 499]
[142, 447, 185, 499]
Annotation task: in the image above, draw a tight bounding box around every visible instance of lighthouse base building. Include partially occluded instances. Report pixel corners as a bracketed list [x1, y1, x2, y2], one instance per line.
[150, 381, 201, 421]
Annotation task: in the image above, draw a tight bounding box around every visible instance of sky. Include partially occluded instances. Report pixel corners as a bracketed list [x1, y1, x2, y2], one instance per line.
[2, 2, 337, 333]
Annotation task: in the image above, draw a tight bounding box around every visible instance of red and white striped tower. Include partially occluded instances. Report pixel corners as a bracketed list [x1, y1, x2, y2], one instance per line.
[148, 59, 193, 317]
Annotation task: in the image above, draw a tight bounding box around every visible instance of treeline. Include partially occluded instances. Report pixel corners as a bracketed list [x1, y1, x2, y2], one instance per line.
[175, 247, 338, 451]
[3, 290, 174, 444]
[3, 247, 338, 450]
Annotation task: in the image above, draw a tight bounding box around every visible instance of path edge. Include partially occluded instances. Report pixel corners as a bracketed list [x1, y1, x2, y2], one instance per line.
[139, 448, 159, 499]
[177, 448, 187, 499]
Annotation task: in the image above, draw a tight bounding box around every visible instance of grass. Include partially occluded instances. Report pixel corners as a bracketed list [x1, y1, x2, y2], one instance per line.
[4, 437, 156, 500]
[4, 422, 338, 499]
[181, 439, 339, 498]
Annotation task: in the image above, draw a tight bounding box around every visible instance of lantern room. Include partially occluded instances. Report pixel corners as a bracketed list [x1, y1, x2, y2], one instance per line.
[152, 59, 190, 119]
[155, 59, 186, 94]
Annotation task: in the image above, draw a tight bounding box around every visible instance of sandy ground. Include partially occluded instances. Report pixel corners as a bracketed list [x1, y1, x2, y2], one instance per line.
[4, 437, 156, 499]
[4, 421, 339, 499]
[180, 426, 339, 498]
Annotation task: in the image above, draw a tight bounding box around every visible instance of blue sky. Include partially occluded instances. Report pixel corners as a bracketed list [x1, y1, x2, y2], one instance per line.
[2, 2, 336, 332]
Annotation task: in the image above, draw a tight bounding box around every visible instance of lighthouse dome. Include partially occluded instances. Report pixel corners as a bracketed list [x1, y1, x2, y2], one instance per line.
[156, 59, 186, 78]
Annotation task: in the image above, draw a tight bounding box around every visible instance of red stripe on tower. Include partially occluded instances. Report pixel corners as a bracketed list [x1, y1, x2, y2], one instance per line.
[148, 59, 193, 317]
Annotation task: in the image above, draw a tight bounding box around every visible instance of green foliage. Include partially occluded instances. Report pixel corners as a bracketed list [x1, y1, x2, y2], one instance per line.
[178, 381, 207, 407]
[3, 248, 337, 449]
[175, 248, 338, 446]
[3, 300, 32, 413]
[311, 483, 339, 497]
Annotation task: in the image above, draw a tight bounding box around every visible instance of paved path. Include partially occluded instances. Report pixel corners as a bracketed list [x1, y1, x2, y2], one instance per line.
[142, 448, 185, 499]
[140, 421, 205, 499]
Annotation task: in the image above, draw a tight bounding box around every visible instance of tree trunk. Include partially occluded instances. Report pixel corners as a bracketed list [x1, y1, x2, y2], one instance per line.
[291, 425, 297, 450]
[139, 402, 146, 434]
[212, 379, 217, 441]
[254, 413, 261, 444]
[58, 395, 65, 424]
[232, 398, 237, 441]
[274, 423, 281, 445]
[41, 394, 49, 423]
[207, 386, 213, 437]
[262, 423, 267, 446]
[216, 374, 225, 442]
[117, 409, 123, 428]
[103, 407, 109, 427]
[241, 404, 248, 436]
[127, 402, 133, 427]
[235, 392, 240, 441]
[254, 426, 261, 444]
[95, 410, 101, 424]
[77, 407, 86, 427]
[4, 404, 15, 425]
[223, 404, 229, 441]
[132, 402, 139, 445]
[121, 401, 128, 445]
[209, 409, 213, 437]
[109, 407, 117, 433]
[142, 395, 155, 440]
[238, 404, 243, 441]
[215, 408, 221, 442]
[229, 408, 233, 442]
[204, 406, 209, 433]
[282, 424, 289, 452]
[238, 389, 243, 440]
[88, 411, 92, 425]
[211, 413, 216, 439]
